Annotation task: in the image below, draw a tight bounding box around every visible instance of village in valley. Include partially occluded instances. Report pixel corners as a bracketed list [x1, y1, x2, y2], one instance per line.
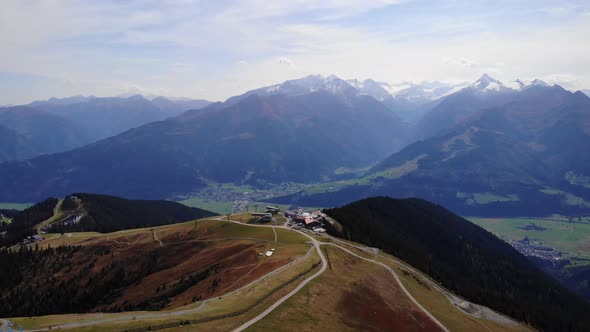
[510, 235, 566, 264]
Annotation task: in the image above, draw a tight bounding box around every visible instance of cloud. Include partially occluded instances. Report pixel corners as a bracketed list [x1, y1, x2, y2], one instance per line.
[113, 82, 172, 97]
[542, 6, 574, 17]
[0, 0, 589, 103]
[445, 57, 479, 69]
[535, 73, 586, 90]
[213, 0, 402, 22]
[278, 57, 297, 69]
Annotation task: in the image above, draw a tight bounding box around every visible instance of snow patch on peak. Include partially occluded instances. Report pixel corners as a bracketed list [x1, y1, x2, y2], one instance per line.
[504, 80, 525, 90]
[266, 84, 281, 93]
[531, 79, 549, 87]
[484, 82, 502, 91]
[504, 78, 550, 90]
[473, 73, 502, 89]
[347, 79, 363, 90]
[384, 82, 415, 95]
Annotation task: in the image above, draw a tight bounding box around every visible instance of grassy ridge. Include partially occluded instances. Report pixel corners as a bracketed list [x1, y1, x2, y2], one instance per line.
[324, 197, 590, 332]
[48, 193, 217, 234]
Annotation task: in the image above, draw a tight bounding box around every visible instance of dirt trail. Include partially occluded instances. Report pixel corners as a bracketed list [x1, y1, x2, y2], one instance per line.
[152, 229, 164, 247]
[13, 219, 315, 331]
[231, 229, 327, 332]
[328, 235, 522, 327]
[6, 217, 452, 332]
[232, 224, 450, 332]
[323, 242, 449, 332]
[35, 199, 63, 235]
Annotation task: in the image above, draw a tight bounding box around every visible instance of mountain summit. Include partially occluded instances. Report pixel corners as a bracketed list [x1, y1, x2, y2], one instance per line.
[470, 74, 551, 93]
[470, 73, 509, 92]
[226, 74, 359, 104]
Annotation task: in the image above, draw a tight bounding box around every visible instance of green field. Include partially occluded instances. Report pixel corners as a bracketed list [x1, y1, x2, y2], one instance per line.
[0, 202, 32, 210]
[469, 216, 590, 261]
[539, 188, 590, 208]
[457, 192, 520, 205]
[275, 228, 310, 245]
[178, 197, 234, 214]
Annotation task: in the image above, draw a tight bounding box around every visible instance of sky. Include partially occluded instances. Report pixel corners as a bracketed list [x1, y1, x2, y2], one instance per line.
[1, 0, 589, 104]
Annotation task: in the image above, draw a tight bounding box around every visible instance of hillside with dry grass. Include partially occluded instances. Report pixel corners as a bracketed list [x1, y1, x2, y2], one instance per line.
[0, 219, 308, 317]
[0, 211, 537, 332]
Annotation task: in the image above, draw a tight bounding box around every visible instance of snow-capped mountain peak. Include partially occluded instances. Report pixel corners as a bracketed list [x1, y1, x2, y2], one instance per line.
[343, 78, 470, 102]
[475, 75, 552, 92]
[531, 79, 549, 87]
[226, 74, 360, 104]
[473, 74, 503, 89]
[261, 74, 338, 95]
[229, 74, 559, 107]
[467, 73, 525, 94]
[504, 78, 550, 91]
[345, 78, 392, 101]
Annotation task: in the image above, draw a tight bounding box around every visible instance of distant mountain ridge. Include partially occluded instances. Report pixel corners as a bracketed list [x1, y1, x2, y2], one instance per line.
[225, 75, 358, 105]
[0, 86, 407, 202]
[32, 94, 212, 141]
[415, 74, 558, 139]
[0, 95, 212, 162]
[0, 105, 91, 161]
[226, 74, 561, 125]
[1, 73, 588, 214]
[270, 82, 590, 216]
[0, 124, 33, 163]
[225, 74, 470, 124]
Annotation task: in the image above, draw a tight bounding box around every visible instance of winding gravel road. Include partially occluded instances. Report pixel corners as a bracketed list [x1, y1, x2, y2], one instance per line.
[322, 242, 449, 332]
[3, 216, 448, 332]
[231, 230, 327, 332]
[229, 218, 448, 332]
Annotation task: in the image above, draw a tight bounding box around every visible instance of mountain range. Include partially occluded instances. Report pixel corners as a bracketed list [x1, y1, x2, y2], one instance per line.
[270, 79, 590, 216]
[0, 73, 589, 218]
[0, 84, 407, 201]
[0, 95, 211, 162]
[0, 124, 34, 162]
[0, 106, 91, 162]
[2, 73, 590, 330]
[416, 74, 555, 139]
[226, 74, 466, 124]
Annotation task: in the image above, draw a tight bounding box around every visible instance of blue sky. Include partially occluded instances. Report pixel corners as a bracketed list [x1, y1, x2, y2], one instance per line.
[1, 0, 589, 104]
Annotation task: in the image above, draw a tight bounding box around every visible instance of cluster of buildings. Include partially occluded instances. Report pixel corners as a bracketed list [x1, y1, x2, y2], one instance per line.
[285, 209, 327, 232]
[250, 206, 281, 223]
[511, 236, 566, 264]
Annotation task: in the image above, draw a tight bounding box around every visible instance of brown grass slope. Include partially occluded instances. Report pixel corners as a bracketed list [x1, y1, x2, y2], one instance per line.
[0, 220, 301, 317]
